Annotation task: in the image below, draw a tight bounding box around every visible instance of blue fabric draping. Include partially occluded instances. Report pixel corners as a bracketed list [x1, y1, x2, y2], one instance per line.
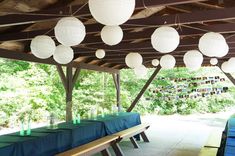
[0, 112, 141, 156]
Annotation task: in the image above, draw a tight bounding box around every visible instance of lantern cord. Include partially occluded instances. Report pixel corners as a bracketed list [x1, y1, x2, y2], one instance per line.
[142, 0, 148, 9]
[72, 2, 88, 16]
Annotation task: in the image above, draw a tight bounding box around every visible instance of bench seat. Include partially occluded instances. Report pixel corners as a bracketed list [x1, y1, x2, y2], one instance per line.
[56, 135, 119, 156]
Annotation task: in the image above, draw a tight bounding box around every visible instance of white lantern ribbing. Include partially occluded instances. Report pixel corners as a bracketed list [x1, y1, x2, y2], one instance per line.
[134, 65, 147, 78]
[88, 0, 135, 26]
[210, 58, 218, 65]
[151, 59, 159, 67]
[125, 52, 143, 68]
[199, 32, 228, 57]
[101, 25, 123, 46]
[160, 54, 176, 69]
[30, 35, 56, 59]
[54, 17, 86, 46]
[151, 26, 180, 53]
[183, 50, 203, 68]
[53, 45, 74, 64]
[95, 49, 105, 59]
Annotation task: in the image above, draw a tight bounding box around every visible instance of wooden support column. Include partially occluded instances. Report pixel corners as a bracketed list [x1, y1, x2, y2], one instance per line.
[127, 67, 161, 112]
[57, 65, 81, 122]
[66, 64, 73, 122]
[112, 72, 121, 111]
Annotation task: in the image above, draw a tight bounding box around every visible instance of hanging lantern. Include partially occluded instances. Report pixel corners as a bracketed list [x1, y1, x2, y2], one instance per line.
[95, 49, 105, 59]
[151, 26, 180, 53]
[183, 50, 203, 68]
[186, 64, 201, 71]
[151, 59, 159, 67]
[101, 25, 123, 46]
[134, 65, 147, 78]
[210, 58, 218, 65]
[54, 17, 86, 46]
[221, 61, 233, 73]
[160, 54, 176, 69]
[125, 52, 143, 68]
[199, 32, 228, 57]
[53, 45, 74, 64]
[88, 0, 135, 26]
[30, 35, 56, 59]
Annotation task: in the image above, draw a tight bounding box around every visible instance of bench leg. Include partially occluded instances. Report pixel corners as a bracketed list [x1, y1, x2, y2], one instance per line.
[130, 137, 140, 148]
[140, 132, 150, 142]
[101, 148, 111, 156]
[112, 143, 124, 156]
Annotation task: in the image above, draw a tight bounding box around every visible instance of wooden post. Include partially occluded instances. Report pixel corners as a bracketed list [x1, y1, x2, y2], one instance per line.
[66, 64, 73, 122]
[112, 73, 121, 111]
[117, 73, 121, 111]
[127, 67, 161, 112]
[57, 65, 81, 122]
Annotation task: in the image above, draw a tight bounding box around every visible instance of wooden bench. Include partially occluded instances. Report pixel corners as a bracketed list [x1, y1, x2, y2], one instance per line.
[111, 123, 150, 155]
[56, 135, 119, 156]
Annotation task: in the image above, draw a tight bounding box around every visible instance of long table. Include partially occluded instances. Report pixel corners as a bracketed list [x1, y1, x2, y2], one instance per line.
[0, 112, 141, 156]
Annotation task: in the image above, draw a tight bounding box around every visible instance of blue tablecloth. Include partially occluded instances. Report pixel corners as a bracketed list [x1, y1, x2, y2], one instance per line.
[0, 112, 141, 156]
[218, 115, 235, 156]
[86, 112, 141, 135]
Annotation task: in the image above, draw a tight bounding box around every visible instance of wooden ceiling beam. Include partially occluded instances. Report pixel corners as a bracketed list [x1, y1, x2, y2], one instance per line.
[0, 0, 207, 28]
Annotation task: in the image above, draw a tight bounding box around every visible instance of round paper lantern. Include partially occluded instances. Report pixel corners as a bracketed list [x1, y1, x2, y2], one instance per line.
[228, 57, 235, 67]
[88, 0, 135, 26]
[125, 53, 143, 68]
[186, 63, 201, 71]
[54, 17, 86, 46]
[210, 58, 218, 65]
[183, 50, 203, 67]
[134, 65, 147, 78]
[199, 32, 227, 57]
[95, 49, 105, 59]
[216, 43, 229, 58]
[160, 54, 176, 69]
[101, 25, 123, 46]
[151, 26, 180, 53]
[53, 45, 74, 64]
[221, 61, 233, 73]
[151, 59, 159, 67]
[30, 35, 56, 59]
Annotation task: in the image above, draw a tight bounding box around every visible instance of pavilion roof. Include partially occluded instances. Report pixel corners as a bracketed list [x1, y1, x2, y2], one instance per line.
[0, 0, 235, 70]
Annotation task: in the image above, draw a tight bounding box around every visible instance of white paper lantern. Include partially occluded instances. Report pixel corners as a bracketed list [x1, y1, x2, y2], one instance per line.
[125, 53, 143, 68]
[183, 50, 203, 67]
[216, 43, 229, 58]
[160, 54, 176, 69]
[101, 25, 123, 46]
[95, 49, 105, 59]
[199, 32, 228, 57]
[186, 63, 201, 71]
[210, 58, 218, 65]
[53, 45, 74, 64]
[134, 65, 147, 78]
[228, 57, 235, 66]
[151, 26, 180, 53]
[221, 61, 233, 73]
[30, 35, 56, 59]
[88, 0, 135, 26]
[151, 59, 159, 67]
[54, 17, 86, 46]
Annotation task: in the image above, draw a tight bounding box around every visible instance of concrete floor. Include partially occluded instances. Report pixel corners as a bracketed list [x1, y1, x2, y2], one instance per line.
[97, 110, 235, 156]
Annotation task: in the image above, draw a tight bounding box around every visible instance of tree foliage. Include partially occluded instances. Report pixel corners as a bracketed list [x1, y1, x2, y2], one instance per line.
[0, 58, 234, 128]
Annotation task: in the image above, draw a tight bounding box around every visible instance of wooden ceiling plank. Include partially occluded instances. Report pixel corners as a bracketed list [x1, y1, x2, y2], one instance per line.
[0, 0, 207, 28]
